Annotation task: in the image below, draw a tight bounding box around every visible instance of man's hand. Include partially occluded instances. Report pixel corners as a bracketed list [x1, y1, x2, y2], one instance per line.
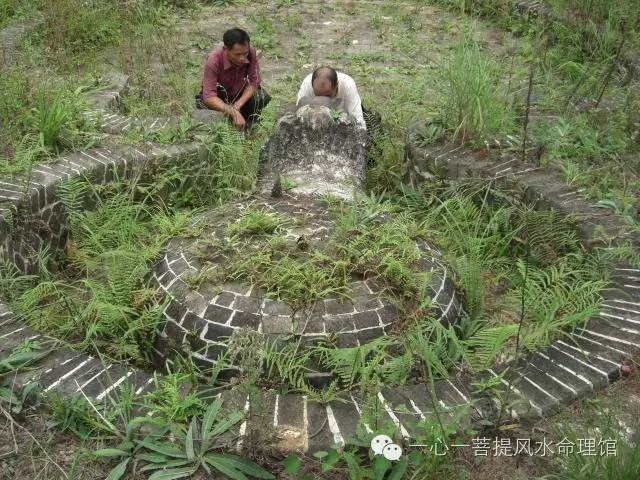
[230, 108, 246, 129]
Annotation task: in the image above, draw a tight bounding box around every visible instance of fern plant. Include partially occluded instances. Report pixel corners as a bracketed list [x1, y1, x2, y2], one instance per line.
[9, 180, 194, 361]
[509, 257, 607, 351]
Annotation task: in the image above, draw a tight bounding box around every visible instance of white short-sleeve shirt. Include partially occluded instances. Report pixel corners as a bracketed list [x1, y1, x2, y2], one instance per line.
[296, 71, 366, 129]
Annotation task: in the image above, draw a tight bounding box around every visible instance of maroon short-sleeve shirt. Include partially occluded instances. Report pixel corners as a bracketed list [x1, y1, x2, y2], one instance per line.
[201, 45, 261, 100]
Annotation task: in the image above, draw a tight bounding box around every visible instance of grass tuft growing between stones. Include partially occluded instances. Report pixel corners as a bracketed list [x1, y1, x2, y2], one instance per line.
[229, 250, 352, 311]
[223, 194, 437, 311]
[434, 33, 516, 145]
[228, 208, 290, 237]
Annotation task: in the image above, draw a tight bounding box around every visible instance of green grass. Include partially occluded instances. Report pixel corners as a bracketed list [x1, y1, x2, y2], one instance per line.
[0, 0, 38, 28]
[249, 14, 281, 56]
[400, 183, 609, 363]
[229, 250, 352, 311]
[0, 68, 98, 166]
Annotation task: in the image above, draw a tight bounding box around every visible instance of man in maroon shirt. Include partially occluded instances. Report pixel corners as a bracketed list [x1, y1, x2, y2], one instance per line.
[196, 28, 270, 129]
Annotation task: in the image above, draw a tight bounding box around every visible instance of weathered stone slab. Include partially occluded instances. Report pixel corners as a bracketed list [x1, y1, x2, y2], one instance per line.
[260, 105, 368, 200]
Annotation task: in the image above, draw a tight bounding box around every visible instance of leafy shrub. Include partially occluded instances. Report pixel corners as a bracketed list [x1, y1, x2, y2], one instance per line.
[533, 114, 628, 164]
[96, 396, 274, 480]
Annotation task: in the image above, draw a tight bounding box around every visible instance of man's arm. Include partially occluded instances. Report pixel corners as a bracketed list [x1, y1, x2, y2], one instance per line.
[205, 96, 245, 127]
[343, 78, 366, 129]
[296, 74, 313, 105]
[202, 59, 245, 126]
[232, 84, 256, 110]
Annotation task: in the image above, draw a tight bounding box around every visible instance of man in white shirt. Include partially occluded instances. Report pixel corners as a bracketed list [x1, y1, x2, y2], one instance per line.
[296, 67, 367, 130]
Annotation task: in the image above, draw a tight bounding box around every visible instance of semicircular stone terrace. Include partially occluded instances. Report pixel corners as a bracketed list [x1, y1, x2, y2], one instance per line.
[151, 196, 460, 367]
[151, 105, 461, 370]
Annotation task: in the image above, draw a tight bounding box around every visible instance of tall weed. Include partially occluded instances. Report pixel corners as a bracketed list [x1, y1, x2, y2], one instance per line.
[437, 36, 515, 145]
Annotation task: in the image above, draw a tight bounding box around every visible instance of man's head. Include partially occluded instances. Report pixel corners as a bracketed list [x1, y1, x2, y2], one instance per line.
[311, 67, 338, 97]
[223, 28, 250, 66]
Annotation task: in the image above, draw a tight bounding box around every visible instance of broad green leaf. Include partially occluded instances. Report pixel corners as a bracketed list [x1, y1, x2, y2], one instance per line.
[126, 416, 168, 438]
[224, 454, 275, 478]
[139, 440, 187, 459]
[204, 454, 247, 480]
[206, 410, 244, 439]
[148, 466, 198, 480]
[202, 396, 224, 437]
[186, 418, 196, 461]
[313, 451, 328, 459]
[106, 458, 130, 480]
[206, 453, 274, 479]
[320, 450, 342, 472]
[95, 448, 129, 457]
[283, 454, 301, 474]
[137, 452, 170, 463]
[0, 387, 17, 404]
[118, 441, 134, 451]
[140, 459, 194, 473]
[343, 451, 364, 480]
[387, 456, 409, 480]
[373, 455, 391, 480]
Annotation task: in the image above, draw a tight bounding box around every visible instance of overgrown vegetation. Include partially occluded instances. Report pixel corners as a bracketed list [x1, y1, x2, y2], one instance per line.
[435, 34, 516, 145]
[212, 186, 611, 400]
[1, 1, 637, 478]
[0, 178, 196, 363]
[422, 0, 640, 225]
[0, 342, 50, 414]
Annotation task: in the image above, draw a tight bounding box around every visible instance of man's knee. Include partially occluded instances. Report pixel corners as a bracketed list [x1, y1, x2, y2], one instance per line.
[254, 88, 271, 111]
[242, 88, 271, 119]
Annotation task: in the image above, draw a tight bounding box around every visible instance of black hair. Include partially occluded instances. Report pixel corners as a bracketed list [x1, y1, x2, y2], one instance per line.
[311, 66, 338, 88]
[223, 28, 250, 48]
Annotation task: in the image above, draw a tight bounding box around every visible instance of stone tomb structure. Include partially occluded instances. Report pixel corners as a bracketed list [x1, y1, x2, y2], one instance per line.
[0, 23, 638, 449]
[151, 105, 461, 371]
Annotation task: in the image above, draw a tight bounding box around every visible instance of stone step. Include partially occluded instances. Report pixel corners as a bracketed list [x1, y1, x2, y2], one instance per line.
[306, 399, 334, 452]
[578, 317, 640, 352]
[569, 331, 632, 363]
[274, 393, 307, 450]
[544, 343, 613, 386]
[513, 358, 577, 405]
[0, 321, 42, 355]
[327, 397, 363, 444]
[528, 351, 593, 397]
[493, 362, 559, 417]
[39, 354, 98, 393]
[377, 387, 430, 439]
